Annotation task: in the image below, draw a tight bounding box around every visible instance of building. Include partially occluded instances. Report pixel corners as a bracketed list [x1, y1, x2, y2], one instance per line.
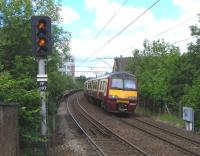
[113, 56, 131, 72]
[58, 56, 75, 77]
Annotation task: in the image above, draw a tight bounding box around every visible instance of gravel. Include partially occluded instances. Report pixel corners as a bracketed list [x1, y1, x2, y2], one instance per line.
[49, 101, 97, 156]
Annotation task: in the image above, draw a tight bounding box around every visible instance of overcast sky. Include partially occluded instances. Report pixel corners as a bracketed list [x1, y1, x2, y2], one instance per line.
[59, 0, 200, 77]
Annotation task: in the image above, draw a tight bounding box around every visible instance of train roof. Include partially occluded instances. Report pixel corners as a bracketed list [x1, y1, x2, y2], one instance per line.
[84, 72, 136, 83]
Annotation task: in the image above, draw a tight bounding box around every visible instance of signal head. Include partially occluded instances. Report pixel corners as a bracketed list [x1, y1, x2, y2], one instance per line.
[31, 16, 52, 58]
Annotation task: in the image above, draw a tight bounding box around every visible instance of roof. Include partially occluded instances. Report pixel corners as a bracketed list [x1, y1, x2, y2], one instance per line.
[113, 56, 131, 72]
[85, 71, 135, 83]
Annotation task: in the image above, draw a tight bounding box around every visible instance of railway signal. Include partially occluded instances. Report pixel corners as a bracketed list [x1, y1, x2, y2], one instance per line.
[31, 16, 51, 155]
[31, 16, 52, 58]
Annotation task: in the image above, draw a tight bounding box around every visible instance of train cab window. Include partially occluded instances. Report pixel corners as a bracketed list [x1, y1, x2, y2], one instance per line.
[124, 79, 136, 89]
[111, 79, 123, 89]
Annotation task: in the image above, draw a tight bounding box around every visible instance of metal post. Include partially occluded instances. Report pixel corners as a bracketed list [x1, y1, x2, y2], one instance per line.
[37, 59, 48, 155]
[38, 59, 47, 135]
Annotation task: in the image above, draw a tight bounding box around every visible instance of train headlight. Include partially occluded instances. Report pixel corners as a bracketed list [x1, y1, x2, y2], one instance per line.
[109, 95, 118, 99]
[128, 96, 137, 101]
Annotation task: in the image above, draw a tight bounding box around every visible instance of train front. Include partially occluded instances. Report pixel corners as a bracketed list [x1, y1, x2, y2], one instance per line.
[107, 73, 138, 113]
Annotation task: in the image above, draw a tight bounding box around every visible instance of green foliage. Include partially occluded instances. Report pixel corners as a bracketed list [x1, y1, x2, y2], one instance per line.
[75, 75, 87, 89]
[48, 72, 75, 105]
[181, 76, 200, 109]
[0, 0, 74, 154]
[127, 40, 181, 111]
[0, 72, 40, 145]
[126, 23, 200, 130]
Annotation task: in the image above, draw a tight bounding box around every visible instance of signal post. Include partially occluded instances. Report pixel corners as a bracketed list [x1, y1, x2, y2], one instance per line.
[31, 16, 52, 155]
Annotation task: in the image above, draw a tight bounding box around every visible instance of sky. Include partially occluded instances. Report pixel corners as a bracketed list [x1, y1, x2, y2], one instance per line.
[59, 0, 200, 77]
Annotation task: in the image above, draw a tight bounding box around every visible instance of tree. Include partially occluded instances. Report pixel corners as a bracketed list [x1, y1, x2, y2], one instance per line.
[126, 39, 181, 112]
[75, 75, 87, 89]
[181, 25, 200, 110]
[0, 0, 73, 154]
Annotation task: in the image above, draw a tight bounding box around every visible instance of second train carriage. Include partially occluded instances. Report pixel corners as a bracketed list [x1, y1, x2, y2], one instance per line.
[84, 72, 138, 113]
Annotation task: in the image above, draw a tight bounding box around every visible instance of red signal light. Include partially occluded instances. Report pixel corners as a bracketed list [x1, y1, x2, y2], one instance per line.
[38, 38, 46, 46]
[37, 20, 46, 29]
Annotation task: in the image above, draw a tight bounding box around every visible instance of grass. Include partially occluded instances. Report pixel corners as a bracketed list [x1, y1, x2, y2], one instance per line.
[157, 113, 184, 128]
[135, 106, 185, 128]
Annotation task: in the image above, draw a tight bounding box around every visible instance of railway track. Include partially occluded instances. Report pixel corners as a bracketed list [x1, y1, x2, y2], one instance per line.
[119, 117, 200, 156]
[66, 94, 151, 156]
[135, 117, 200, 144]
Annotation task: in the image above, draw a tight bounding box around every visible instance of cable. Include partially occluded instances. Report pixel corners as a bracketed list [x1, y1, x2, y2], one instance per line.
[173, 36, 197, 44]
[93, 0, 129, 40]
[77, 0, 160, 67]
[115, 13, 199, 55]
[152, 14, 198, 38]
[97, 58, 113, 67]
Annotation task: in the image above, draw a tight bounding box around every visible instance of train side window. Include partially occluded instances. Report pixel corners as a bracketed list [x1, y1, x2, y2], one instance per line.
[102, 81, 105, 91]
[94, 81, 97, 90]
[93, 81, 95, 90]
[104, 81, 107, 90]
[105, 81, 107, 90]
[89, 82, 91, 89]
[97, 81, 100, 90]
[100, 81, 103, 90]
[93, 82, 95, 90]
[102, 81, 105, 90]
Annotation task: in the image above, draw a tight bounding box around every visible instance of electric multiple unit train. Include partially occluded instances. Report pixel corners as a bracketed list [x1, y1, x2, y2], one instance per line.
[84, 72, 138, 113]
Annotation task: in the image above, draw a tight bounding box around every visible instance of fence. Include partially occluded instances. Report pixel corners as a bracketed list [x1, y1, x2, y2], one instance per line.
[194, 110, 200, 132]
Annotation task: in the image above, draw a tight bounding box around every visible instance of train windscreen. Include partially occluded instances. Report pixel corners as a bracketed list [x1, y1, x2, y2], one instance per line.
[111, 74, 136, 90]
[124, 79, 136, 89]
[111, 79, 123, 89]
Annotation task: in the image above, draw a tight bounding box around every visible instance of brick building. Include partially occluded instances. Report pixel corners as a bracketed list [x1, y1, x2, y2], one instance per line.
[59, 56, 75, 77]
[113, 56, 131, 72]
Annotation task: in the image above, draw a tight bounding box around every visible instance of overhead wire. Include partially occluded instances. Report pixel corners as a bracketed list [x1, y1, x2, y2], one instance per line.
[115, 13, 199, 55]
[116, 37, 197, 56]
[152, 14, 199, 38]
[77, 0, 161, 67]
[76, 13, 193, 68]
[173, 36, 197, 44]
[93, 0, 129, 40]
[89, 0, 129, 74]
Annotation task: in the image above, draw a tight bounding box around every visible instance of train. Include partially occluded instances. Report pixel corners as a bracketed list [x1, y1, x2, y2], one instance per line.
[84, 72, 138, 113]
